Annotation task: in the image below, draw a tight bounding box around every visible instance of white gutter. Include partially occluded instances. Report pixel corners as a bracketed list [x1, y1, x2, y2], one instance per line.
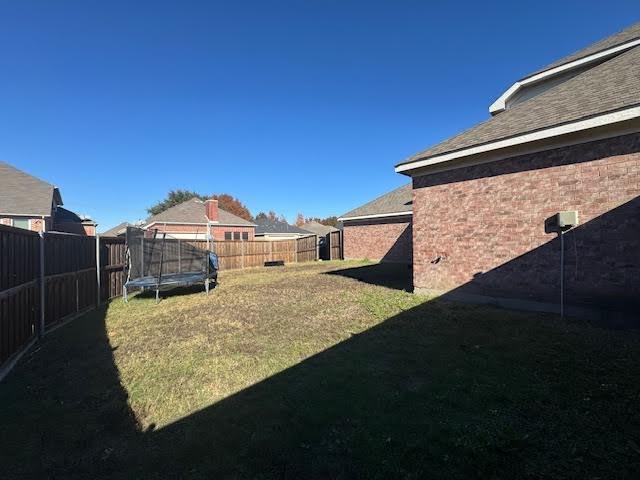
[339, 210, 413, 222]
[490, 38, 640, 114]
[396, 105, 640, 174]
[0, 212, 51, 217]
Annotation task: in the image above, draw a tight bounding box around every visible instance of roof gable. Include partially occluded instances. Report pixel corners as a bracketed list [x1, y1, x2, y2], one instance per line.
[398, 45, 640, 173]
[525, 21, 640, 80]
[146, 198, 256, 227]
[0, 161, 58, 216]
[339, 184, 412, 220]
[300, 221, 338, 236]
[490, 22, 640, 115]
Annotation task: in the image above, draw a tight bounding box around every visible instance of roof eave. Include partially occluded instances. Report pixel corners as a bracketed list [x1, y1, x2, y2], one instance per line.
[396, 106, 640, 177]
[489, 38, 640, 115]
[339, 211, 413, 222]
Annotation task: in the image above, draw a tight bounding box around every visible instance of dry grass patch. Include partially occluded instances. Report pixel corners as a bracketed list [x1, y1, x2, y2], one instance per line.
[2, 260, 639, 479]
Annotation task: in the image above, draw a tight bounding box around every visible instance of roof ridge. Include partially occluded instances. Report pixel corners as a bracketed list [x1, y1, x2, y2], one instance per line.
[0, 161, 56, 188]
[521, 21, 640, 80]
[401, 45, 640, 165]
[506, 45, 640, 116]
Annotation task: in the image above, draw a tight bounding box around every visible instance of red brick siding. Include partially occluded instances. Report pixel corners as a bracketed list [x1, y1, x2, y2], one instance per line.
[211, 226, 255, 241]
[0, 216, 49, 232]
[412, 133, 640, 307]
[343, 217, 412, 264]
[148, 223, 255, 240]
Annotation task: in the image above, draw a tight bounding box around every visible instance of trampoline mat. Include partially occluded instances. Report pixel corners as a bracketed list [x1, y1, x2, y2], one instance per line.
[125, 271, 214, 290]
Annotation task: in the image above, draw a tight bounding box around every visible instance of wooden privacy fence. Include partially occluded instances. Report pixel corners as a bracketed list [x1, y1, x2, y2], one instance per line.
[192, 235, 320, 270]
[1, 228, 333, 375]
[0, 227, 125, 376]
[0, 225, 40, 370]
[328, 230, 343, 260]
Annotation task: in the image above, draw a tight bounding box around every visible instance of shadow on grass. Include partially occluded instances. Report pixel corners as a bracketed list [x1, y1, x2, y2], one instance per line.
[0, 305, 140, 479]
[2, 296, 639, 479]
[325, 262, 413, 292]
[129, 282, 217, 301]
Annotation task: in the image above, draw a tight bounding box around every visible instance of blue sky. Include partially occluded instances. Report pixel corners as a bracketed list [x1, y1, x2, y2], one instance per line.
[0, 1, 636, 230]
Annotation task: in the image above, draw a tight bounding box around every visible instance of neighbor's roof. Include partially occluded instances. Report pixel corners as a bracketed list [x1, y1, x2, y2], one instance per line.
[255, 218, 312, 235]
[54, 207, 95, 225]
[300, 221, 338, 236]
[524, 21, 640, 79]
[398, 44, 640, 168]
[339, 184, 412, 220]
[0, 161, 61, 216]
[101, 221, 132, 237]
[146, 198, 256, 226]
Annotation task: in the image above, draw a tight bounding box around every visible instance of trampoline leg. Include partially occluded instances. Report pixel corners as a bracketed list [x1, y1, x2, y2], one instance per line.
[124, 287, 128, 303]
[205, 279, 210, 295]
[155, 289, 160, 304]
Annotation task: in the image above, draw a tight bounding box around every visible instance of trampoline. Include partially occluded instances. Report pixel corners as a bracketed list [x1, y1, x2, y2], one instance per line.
[123, 226, 218, 303]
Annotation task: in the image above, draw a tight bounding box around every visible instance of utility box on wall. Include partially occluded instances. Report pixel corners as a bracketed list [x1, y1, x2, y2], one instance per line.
[556, 210, 579, 228]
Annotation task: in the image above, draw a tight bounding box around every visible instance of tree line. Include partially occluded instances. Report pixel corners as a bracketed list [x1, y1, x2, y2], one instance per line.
[147, 190, 338, 227]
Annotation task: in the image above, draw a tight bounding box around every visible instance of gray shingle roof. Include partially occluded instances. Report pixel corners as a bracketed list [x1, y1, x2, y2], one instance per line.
[146, 198, 256, 226]
[399, 45, 640, 166]
[524, 21, 640, 79]
[0, 161, 59, 216]
[255, 218, 312, 235]
[300, 221, 338, 236]
[340, 184, 412, 219]
[101, 221, 132, 237]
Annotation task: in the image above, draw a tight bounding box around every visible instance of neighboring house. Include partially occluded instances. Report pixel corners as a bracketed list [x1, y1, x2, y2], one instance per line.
[144, 197, 256, 241]
[0, 161, 97, 235]
[300, 221, 338, 237]
[254, 218, 313, 240]
[100, 221, 134, 237]
[395, 22, 640, 315]
[338, 184, 413, 264]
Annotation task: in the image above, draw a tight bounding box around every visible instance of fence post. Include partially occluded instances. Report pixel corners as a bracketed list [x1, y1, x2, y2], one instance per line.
[241, 240, 245, 269]
[294, 238, 298, 263]
[38, 232, 45, 338]
[95, 235, 101, 306]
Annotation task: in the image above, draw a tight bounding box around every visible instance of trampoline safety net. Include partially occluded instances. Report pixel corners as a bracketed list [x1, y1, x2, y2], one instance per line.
[126, 226, 210, 280]
[124, 227, 217, 302]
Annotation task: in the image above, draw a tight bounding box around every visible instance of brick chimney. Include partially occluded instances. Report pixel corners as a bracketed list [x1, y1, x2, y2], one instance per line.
[205, 198, 219, 221]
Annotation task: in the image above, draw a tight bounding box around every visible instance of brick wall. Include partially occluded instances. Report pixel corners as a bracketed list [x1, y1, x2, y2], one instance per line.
[211, 226, 255, 241]
[0, 216, 49, 232]
[343, 216, 412, 264]
[148, 223, 255, 240]
[412, 132, 640, 309]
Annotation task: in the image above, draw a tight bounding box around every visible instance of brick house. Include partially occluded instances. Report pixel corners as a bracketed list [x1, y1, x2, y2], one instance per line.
[144, 197, 256, 241]
[395, 22, 640, 317]
[0, 161, 97, 235]
[339, 184, 413, 264]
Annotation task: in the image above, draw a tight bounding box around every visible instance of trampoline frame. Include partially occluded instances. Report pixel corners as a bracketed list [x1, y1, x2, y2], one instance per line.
[123, 227, 218, 303]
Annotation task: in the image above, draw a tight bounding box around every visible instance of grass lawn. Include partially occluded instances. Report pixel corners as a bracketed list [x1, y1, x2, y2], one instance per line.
[1, 260, 639, 479]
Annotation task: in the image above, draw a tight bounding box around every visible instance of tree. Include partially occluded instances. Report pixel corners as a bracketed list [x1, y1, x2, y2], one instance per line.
[295, 213, 306, 226]
[147, 190, 253, 220]
[213, 194, 252, 221]
[147, 190, 207, 216]
[298, 215, 339, 228]
[255, 211, 287, 223]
